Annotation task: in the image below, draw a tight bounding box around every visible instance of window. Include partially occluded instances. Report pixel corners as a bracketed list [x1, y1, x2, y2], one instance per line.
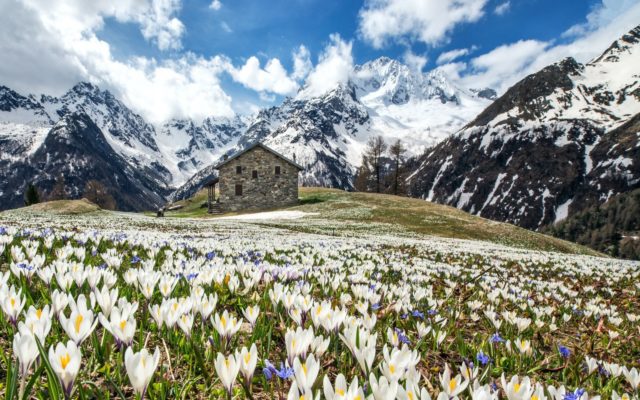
[252, 170, 258, 179]
[235, 184, 243, 196]
[236, 166, 242, 174]
[275, 166, 281, 175]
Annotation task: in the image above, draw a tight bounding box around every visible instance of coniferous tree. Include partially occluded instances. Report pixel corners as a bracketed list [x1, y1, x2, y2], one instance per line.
[24, 183, 40, 206]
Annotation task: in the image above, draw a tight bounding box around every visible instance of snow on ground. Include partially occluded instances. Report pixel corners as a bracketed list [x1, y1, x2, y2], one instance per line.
[217, 210, 318, 220]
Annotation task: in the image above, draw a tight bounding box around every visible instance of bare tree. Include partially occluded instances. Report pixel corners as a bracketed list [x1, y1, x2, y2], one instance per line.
[354, 154, 373, 192]
[364, 136, 387, 193]
[389, 139, 407, 195]
[83, 180, 117, 210]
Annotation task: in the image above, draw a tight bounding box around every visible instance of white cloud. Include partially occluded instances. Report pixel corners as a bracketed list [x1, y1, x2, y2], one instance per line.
[298, 34, 353, 99]
[137, 0, 185, 50]
[0, 0, 233, 123]
[209, 0, 222, 11]
[563, 0, 637, 37]
[292, 45, 312, 81]
[494, 1, 510, 16]
[0, 0, 312, 123]
[458, 40, 549, 90]
[439, 1, 640, 93]
[226, 56, 299, 96]
[402, 49, 428, 72]
[358, 0, 489, 48]
[436, 47, 473, 65]
[220, 21, 233, 33]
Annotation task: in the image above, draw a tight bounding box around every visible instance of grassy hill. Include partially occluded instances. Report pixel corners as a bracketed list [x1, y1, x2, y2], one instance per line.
[164, 187, 601, 256]
[7, 198, 102, 215]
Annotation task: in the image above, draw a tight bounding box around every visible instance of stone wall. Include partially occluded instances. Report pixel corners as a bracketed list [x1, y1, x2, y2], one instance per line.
[218, 147, 299, 212]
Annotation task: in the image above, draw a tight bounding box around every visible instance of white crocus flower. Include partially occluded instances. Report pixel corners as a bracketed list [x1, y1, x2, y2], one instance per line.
[92, 286, 118, 318]
[2, 285, 26, 324]
[49, 340, 82, 398]
[501, 374, 533, 400]
[238, 343, 259, 385]
[177, 313, 194, 338]
[369, 373, 398, 400]
[124, 346, 160, 399]
[214, 352, 240, 396]
[293, 353, 320, 394]
[13, 331, 39, 376]
[323, 374, 365, 400]
[514, 338, 532, 355]
[99, 307, 136, 347]
[20, 305, 53, 343]
[242, 305, 260, 328]
[622, 367, 640, 390]
[439, 364, 468, 398]
[52, 290, 70, 318]
[60, 295, 98, 345]
[212, 310, 242, 341]
[287, 381, 320, 400]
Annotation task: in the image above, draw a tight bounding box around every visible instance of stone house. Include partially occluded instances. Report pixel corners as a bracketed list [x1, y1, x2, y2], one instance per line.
[206, 143, 303, 213]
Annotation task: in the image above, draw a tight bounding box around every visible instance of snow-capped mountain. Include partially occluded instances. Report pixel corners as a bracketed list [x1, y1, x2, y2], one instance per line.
[172, 56, 491, 200]
[1, 112, 169, 210]
[407, 25, 640, 230]
[352, 57, 492, 156]
[156, 116, 249, 184]
[0, 81, 250, 210]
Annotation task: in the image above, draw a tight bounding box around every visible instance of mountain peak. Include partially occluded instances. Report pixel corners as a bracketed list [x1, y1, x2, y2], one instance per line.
[590, 24, 640, 65]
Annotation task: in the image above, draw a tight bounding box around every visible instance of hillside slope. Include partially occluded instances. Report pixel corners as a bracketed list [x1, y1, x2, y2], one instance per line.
[165, 187, 600, 255]
[407, 25, 640, 230]
[543, 188, 640, 259]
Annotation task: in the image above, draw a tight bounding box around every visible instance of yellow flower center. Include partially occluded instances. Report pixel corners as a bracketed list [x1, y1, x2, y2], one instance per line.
[244, 353, 251, 364]
[449, 379, 457, 392]
[532, 395, 539, 400]
[74, 314, 84, 333]
[389, 364, 395, 374]
[514, 383, 521, 392]
[224, 274, 231, 285]
[60, 353, 71, 369]
[302, 363, 307, 375]
[36, 309, 42, 319]
[336, 389, 345, 396]
[120, 320, 127, 331]
[10, 298, 15, 307]
[221, 315, 227, 328]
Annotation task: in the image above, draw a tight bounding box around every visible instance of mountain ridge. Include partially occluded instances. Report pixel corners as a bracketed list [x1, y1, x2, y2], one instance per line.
[407, 24, 640, 230]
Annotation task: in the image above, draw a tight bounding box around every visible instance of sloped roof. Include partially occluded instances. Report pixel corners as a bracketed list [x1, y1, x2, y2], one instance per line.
[213, 142, 304, 170]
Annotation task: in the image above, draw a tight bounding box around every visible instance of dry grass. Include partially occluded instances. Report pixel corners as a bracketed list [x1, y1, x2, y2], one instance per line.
[15, 198, 101, 215]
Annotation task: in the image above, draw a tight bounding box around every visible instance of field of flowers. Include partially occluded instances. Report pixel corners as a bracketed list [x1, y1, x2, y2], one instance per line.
[0, 209, 639, 399]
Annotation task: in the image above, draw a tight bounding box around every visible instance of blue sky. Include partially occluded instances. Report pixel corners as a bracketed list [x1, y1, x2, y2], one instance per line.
[99, 0, 598, 75]
[2, 0, 639, 122]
